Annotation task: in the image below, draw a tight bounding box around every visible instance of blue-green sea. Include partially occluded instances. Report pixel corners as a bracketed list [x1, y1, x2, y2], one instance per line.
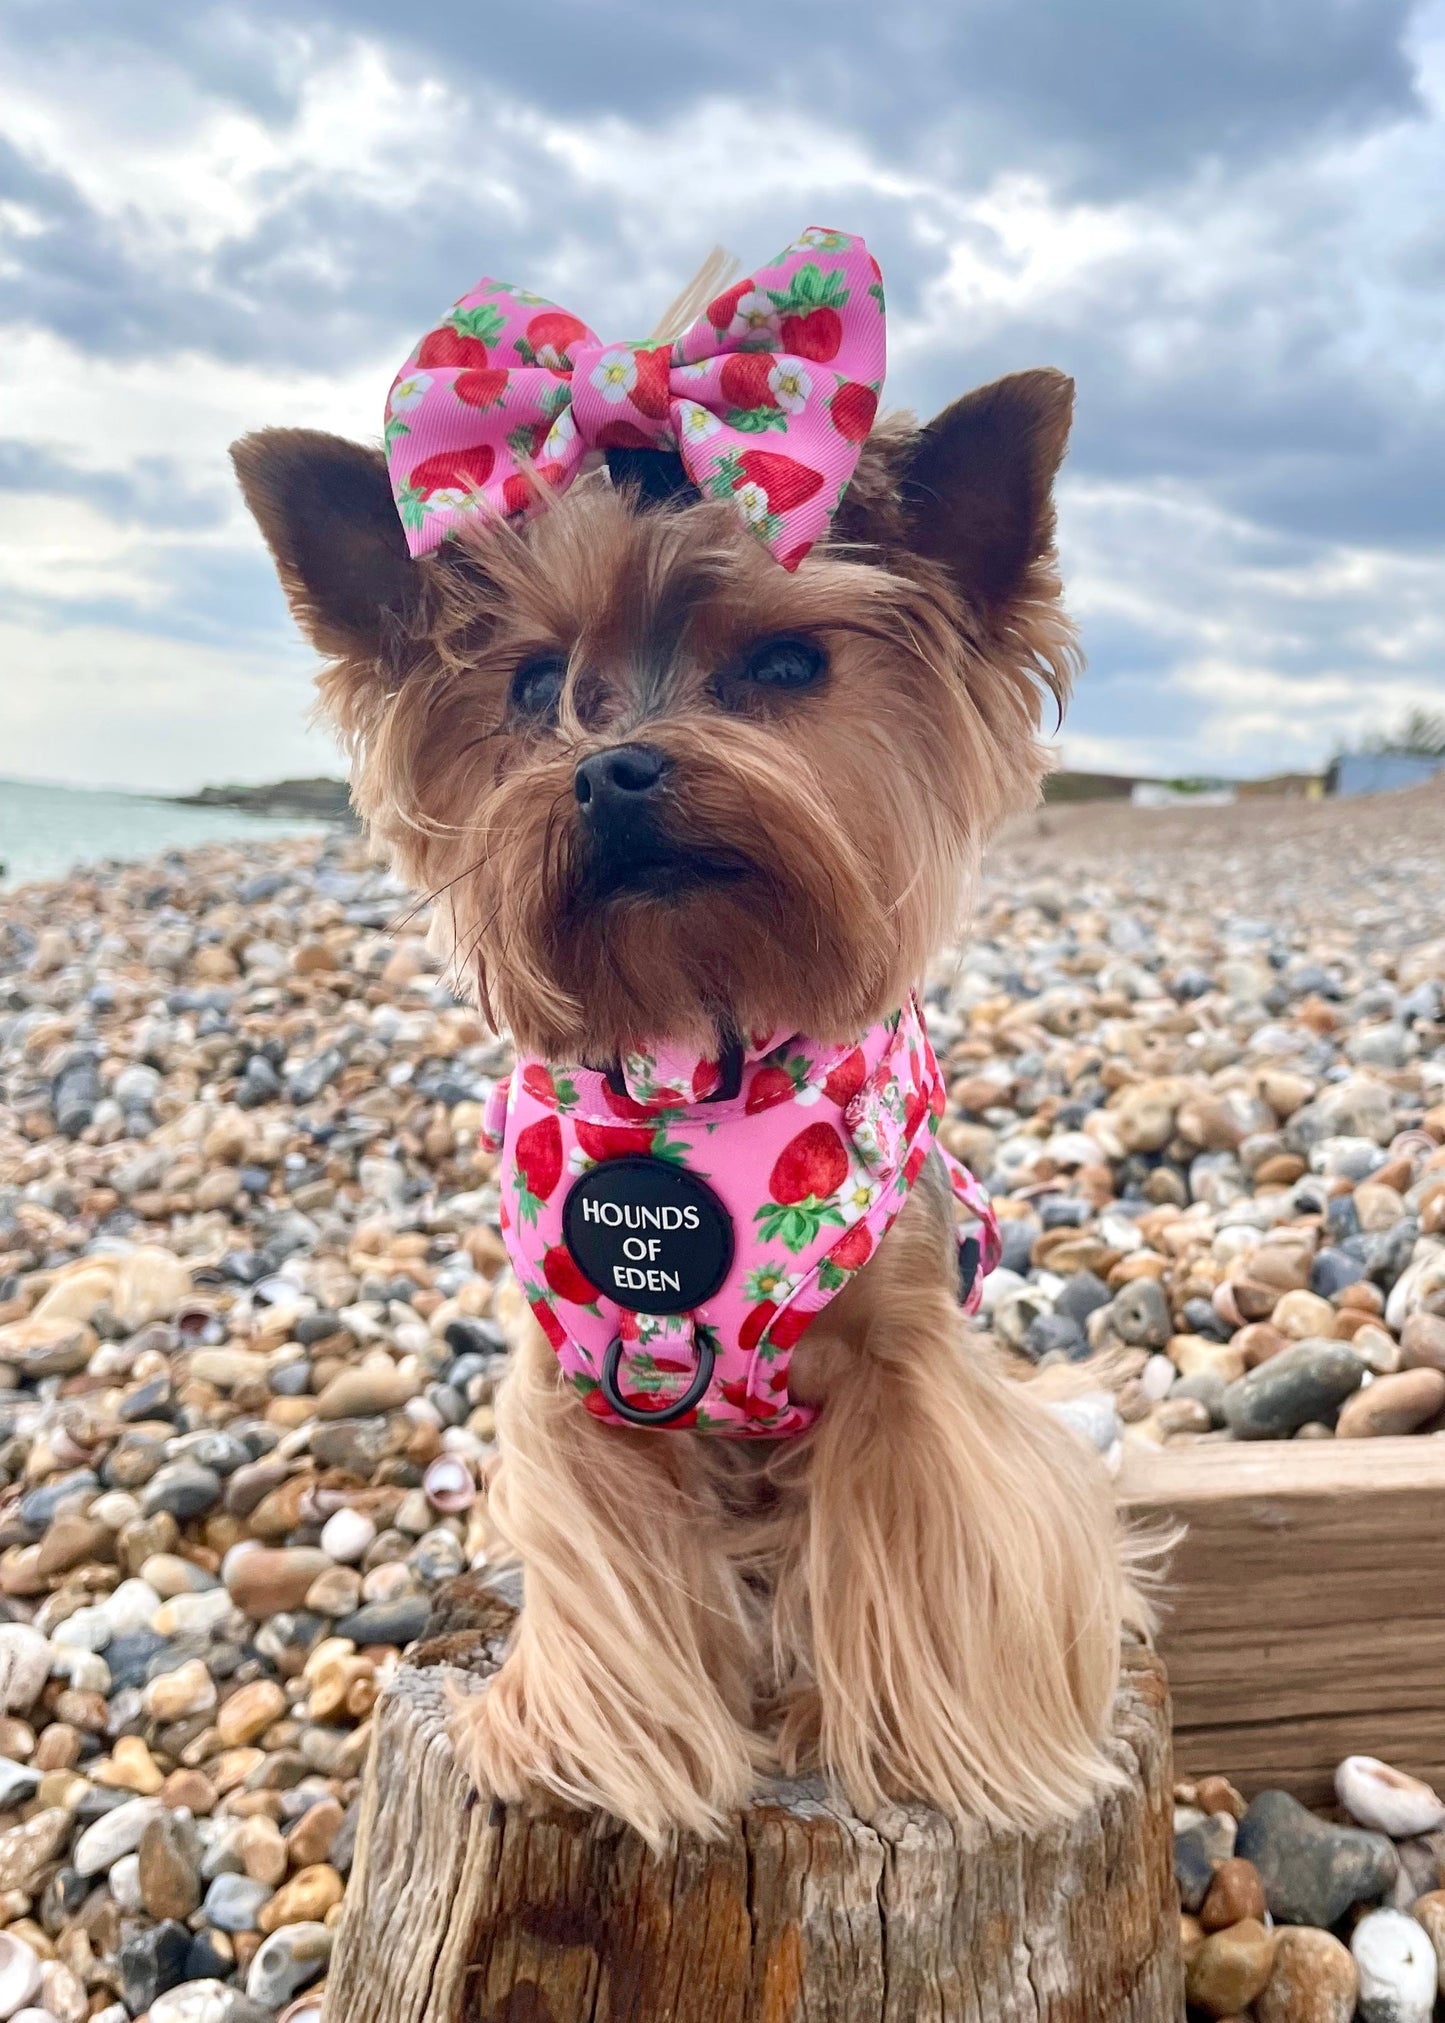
[0, 777, 327, 890]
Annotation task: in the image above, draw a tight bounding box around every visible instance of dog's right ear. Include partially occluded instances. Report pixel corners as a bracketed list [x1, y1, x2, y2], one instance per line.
[231, 429, 419, 662]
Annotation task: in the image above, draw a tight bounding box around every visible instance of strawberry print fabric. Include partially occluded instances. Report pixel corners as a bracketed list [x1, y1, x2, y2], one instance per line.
[385, 226, 885, 572]
[483, 999, 1000, 1436]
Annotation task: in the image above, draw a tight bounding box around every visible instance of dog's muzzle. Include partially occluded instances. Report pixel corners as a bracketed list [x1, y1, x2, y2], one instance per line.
[575, 743, 671, 890]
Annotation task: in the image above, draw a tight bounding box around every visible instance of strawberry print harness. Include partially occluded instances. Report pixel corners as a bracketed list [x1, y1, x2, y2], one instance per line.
[483, 1000, 1000, 1435]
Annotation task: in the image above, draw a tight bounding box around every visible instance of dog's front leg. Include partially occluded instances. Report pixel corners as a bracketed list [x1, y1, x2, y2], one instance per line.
[451, 1318, 761, 1846]
[775, 1173, 1129, 1830]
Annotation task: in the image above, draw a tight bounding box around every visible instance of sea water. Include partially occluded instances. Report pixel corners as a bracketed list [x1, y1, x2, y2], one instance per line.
[0, 777, 328, 889]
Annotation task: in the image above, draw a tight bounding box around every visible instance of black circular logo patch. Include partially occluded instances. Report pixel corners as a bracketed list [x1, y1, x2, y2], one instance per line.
[561, 1155, 734, 1316]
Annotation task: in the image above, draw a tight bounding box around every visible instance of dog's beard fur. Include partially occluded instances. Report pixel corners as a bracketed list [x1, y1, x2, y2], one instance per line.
[233, 373, 1146, 1846]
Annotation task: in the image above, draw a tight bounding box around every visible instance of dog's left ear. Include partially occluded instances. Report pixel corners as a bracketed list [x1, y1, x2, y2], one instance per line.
[231, 428, 419, 662]
[849, 370, 1073, 616]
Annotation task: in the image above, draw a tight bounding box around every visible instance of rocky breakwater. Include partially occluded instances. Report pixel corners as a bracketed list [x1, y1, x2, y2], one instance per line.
[0, 836, 512, 2020]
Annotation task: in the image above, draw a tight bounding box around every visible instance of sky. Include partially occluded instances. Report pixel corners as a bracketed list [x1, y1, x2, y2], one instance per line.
[2, 0, 1443, 792]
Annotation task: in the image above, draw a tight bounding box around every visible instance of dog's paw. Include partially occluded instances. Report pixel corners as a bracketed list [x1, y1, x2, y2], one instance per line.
[449, 1659, 554, 1809]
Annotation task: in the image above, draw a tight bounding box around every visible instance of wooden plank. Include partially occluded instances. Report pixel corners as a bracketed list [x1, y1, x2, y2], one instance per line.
[1119, 1436, 1445, 1806]
[1164, 1616, 1437, 1724]
[1170, 1711, 1445, 1813]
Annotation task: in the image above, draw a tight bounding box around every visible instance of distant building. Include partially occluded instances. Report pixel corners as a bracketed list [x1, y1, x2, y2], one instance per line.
[1330, 753, 1445, 798]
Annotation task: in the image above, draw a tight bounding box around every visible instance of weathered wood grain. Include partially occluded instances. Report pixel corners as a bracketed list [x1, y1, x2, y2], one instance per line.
[1119, 1436, 1445, 1806]
[324, 1645, 1180, 2023]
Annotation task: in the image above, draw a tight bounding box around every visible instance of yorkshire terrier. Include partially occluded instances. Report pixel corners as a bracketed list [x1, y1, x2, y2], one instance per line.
[235, 228, 1133, 1847]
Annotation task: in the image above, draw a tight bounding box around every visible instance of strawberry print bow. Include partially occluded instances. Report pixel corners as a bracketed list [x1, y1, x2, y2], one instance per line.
[384, 227, 885, 572]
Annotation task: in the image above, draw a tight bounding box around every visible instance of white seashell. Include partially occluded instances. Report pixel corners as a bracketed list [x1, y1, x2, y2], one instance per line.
[10, 2010, 59, 2023]
[1211, 1279, 1245, 1329]
[0, 1933, 43, 2022]
[1337, 1755, 1445, 1838]
[0, 1627, 53, 1714]
[1351, 1907, 1436, 2023]
[320, 1508, 375, 1564]
[423, 1455, 476, 1513]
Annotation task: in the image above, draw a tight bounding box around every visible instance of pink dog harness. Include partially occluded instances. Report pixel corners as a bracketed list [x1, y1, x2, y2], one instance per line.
[483, 999, 1000, 1435]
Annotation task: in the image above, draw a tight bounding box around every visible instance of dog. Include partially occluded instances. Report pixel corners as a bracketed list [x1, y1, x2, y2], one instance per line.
[234, 229, 1135, 1847]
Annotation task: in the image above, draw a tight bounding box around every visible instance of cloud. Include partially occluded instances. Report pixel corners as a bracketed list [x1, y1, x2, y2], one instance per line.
[0, 617, 332, 795]
[16, 0, 1421, 190]
[1057, 476, 1445, 772]
[0, 0, 1441, 790]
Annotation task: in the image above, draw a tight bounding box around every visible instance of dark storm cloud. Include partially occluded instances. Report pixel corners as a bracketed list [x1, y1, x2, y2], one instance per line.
[1, 0, 1440, 785]
[900, 0, 1425, 189]
[12, 0, 1420, 188]
[0, 114, 943, 373]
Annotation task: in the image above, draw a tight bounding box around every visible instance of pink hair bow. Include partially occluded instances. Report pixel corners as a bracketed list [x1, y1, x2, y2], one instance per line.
[384, 227, 885, 572]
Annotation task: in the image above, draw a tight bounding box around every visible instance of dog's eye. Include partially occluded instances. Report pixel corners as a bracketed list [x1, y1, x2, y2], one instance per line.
[510, 653, 566, 720]
[739, 636, 828, 690]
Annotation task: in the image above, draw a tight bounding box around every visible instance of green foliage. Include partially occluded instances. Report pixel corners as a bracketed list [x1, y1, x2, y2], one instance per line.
[1364, 708, 1445, 758]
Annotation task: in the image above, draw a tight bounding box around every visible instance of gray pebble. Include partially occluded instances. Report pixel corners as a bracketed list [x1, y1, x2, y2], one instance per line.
[1223, 1341, 1366, 1439]
[201, 1872, 274, 1933]
[334, 1594, 431, 1646]
[142, 1463, 223, 1520]
[1236, 1787, 1396, 1927]
[245, 1923, 332, 2008]
[1109, 1277, 1171, 1349]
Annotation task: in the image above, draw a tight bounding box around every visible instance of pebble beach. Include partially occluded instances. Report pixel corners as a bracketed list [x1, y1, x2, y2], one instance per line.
[1, 777, 1443, 2022]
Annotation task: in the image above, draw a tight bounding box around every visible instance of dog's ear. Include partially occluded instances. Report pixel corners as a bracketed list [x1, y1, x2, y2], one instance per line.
[846, 370, 1073, 615]
[231, 429, 419, 660]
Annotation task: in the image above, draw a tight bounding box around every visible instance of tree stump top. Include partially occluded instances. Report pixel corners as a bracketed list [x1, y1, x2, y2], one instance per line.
[324, 1643, 1180, 2023]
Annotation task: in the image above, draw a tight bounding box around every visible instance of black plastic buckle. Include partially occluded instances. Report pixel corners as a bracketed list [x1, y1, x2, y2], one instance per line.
[957, 1235, 981, 1305]
[600, 1332, 715, 1427]
[708, 1037, 745, 1102]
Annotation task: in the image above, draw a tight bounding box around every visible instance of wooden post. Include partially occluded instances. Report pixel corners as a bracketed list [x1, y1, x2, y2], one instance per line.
[1120, 1437, 1445, 1807]
[323, 1633, 1180, 2023]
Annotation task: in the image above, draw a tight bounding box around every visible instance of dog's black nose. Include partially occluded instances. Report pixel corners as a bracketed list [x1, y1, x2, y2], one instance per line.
[575, 745, 668, 808]
[574, 745, 671, 889]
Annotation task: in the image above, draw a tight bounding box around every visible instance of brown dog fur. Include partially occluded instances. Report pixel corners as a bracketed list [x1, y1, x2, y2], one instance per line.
[234, 364, 1138, 1845]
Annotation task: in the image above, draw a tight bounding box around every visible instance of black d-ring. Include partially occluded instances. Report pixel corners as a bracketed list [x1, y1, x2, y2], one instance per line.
[600, 1333, 715, 1427]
